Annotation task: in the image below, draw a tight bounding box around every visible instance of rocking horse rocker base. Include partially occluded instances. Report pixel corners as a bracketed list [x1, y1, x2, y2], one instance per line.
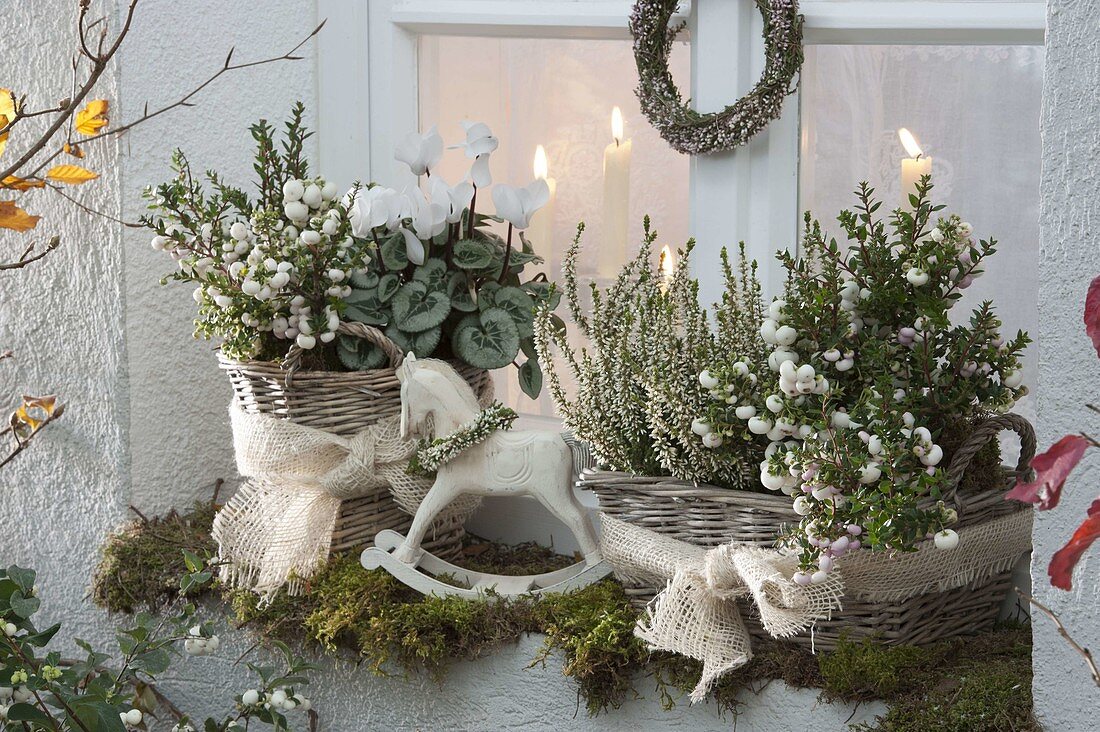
[361, 530, 611, 600]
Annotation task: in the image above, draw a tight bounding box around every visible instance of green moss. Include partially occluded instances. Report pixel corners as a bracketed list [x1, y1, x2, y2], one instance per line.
[92, 502, 218, 613]
[94, 503, 1038, 729]
[938, 415, 1005, 494]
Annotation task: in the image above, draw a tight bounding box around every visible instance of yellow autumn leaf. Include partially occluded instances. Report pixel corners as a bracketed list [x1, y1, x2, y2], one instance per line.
[10, 395, 59, 441]
[46, 164, 98, 185]
[74, 98, 108, 136]
[0, 88, 16, 160]
[1, 176, 44, 191]
[0, 200, 39, 232]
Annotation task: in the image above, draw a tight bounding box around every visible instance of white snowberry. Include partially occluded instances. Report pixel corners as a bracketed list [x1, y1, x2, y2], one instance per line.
[734, 405, 757, 420]
[698, 370, 720, 389]
[934, 529, 960, 550]
[296, 333, 317, 350]
[691, 418, 711, 436]
[302, 184, 323, 208]
[906, 268, 930, 286]
[241, 689, 261, 706]
[1003, 370, 1023, 389]
[702, 433, 723, 449]
[282, 179, 305, 201]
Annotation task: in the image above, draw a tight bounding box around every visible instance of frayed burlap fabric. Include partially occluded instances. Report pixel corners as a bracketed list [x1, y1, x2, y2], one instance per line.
[601, 509, 1032, 700]
[213, 403, 478, 598]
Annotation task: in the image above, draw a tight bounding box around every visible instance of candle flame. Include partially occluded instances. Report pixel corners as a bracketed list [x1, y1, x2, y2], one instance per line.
[533, 145, 549, 180]
[898, 128, 924, 159]
[611, 106, 624, 145]
[659, 245, 675, 279]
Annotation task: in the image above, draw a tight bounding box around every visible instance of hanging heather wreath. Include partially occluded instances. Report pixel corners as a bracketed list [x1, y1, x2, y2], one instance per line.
[630, 0, 804, 155]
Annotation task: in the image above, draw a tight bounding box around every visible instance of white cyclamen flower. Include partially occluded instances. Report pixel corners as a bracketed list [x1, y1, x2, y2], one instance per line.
[346, 185, 401, 237]
[395, 125, 444, 176]
[451, 121, 499, 187]
[429, 176, 475, 224]
[491, 179, 550, 230]
[398, 187, 447, 265]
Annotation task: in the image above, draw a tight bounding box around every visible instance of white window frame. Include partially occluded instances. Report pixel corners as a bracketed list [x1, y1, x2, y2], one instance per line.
[318, 0, 1044, 301]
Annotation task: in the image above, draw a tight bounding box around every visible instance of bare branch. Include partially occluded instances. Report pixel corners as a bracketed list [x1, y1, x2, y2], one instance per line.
[0, 236, 61, 271]
[0, 406, 65, 471]
[1017, 587, 1100, 688]
[79, 20, 327, 146]
[46, 183, 143, 228]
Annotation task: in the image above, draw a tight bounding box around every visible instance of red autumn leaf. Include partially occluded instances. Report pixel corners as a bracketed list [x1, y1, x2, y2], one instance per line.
[1005, 434, 1092, 510]
[1086, 274, 1100, 359]
[1049, 498, 1100, 590]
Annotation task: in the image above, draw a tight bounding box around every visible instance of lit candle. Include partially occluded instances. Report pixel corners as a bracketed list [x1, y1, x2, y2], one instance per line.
[658, 245, 675, 293]
[899, 128, 932, 208]
[526, 145, 557, 277]
[601, 107, 632, 277]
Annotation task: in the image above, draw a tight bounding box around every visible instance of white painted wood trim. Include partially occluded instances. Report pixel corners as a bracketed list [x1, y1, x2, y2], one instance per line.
[316, 0, 372, 191]
[367, 0, 420, 189]
[391, 0, 689, 39]
[388, 1, 1044, 45]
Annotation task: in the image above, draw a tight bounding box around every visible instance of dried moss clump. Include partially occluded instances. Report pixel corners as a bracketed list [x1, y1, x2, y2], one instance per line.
[92, 502, 218, 613]
[94, 503, 1037, 728]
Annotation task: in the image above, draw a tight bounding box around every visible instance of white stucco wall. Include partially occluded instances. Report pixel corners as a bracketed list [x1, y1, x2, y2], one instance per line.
[1033, 0, 1100, 729]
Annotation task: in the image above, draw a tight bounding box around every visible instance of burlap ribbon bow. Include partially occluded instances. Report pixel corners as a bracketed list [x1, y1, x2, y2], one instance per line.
[601, 515, 843, 701]
[213, 403, 477, 598]
[600, 508, 1032, 701]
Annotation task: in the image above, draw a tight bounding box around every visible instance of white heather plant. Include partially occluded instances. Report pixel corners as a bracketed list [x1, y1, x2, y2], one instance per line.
[535, 219, 768, 488]
[144, 106, 556, 395]
[698, 180, 1030, 581]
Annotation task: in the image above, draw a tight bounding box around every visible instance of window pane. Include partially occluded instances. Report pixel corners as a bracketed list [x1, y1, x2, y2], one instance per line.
[800, 45, 1044, 433]
[419, 36, 690, 419]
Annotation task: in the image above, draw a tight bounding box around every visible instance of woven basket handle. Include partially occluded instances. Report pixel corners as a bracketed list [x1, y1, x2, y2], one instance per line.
[283, 321, 405, 381]
[943, 412, 1036, 505]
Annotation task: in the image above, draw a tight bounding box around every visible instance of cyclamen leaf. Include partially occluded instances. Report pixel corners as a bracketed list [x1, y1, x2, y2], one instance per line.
[392, 281, 450, 333]
[486, 286, 535, 338]
[412, 258, 449, 290]
[377, 273, 401, 302]
[1085, 274, 1100, 358]
[349, 270, 379, 290]
[452, 308, 520, 370]
[385, 323, 441, 358]
[518, 358, 543, 398]
[448, 272, 478, 312]
[337, 336, 387, 371]
[452, 239, 495, 270]
[380, 233, 409, 271]
[343, 288, 389, 326]
[1048, 499, 1100, 590]
[1005, 434, 1092, 510]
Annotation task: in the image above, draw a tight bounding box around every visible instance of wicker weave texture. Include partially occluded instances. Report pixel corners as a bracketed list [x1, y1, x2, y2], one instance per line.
[583, 413, 1036, 648]
[219, 351, 494, 558]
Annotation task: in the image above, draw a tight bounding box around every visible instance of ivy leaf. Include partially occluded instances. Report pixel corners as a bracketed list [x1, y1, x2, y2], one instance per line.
[392, 281, 450, 333]
[518, 358, 543, 398]
[452, 308, 520, 370]
[0, 200, 40, 232]
[337, 336, 387, 370]
[46, 164, 99, 185]
[385, 323, 441, 358]
[452, 239, 495, 270]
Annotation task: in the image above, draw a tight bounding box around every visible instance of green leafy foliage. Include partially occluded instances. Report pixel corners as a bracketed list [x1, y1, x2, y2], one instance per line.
[452, 308, 521, 370]
[4, 554, 317, 731]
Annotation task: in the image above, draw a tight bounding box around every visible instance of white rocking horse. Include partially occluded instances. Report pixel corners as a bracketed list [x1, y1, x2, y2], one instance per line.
[360, 354, 610, 598]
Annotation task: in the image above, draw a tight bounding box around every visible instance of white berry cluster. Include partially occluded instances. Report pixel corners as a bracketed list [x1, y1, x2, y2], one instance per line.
[183, 624, 220, 656]
[240, 687, 311, 714]
[147, 166, 368, 359]
[0, 684, 33, 722]
[695, 183, 1029, 574]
